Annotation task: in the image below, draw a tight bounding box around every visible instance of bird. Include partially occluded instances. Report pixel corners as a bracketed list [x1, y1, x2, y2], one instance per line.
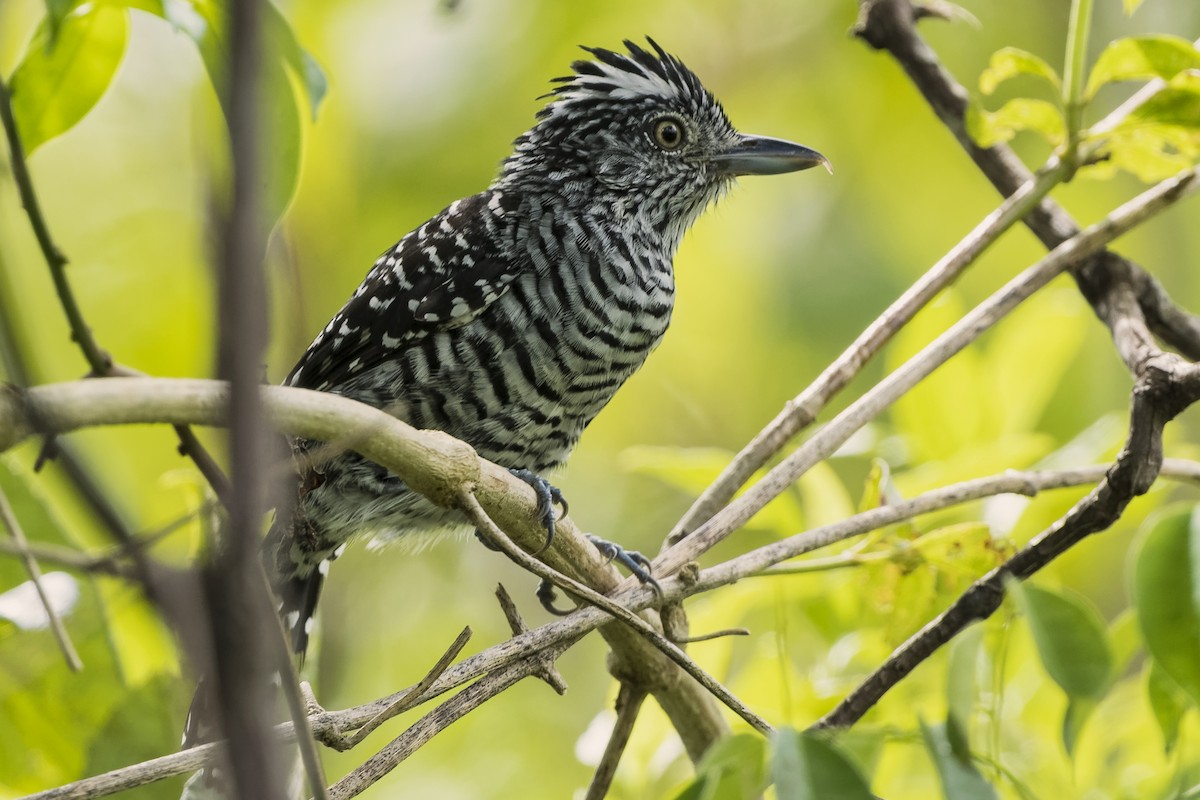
[185, 37, 826, 753]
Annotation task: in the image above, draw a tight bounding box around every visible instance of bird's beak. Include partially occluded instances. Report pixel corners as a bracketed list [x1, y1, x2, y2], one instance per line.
[712, 134, 831, 176]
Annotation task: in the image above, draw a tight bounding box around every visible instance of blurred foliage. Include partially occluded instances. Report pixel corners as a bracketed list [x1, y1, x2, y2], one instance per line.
[1, 0, 1200, 798]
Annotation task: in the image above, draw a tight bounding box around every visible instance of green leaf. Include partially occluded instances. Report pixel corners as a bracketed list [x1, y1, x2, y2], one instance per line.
[920, 719, 998, 800]
[946, 624, 984, 760]
[979, 47, 1061, 95]
[771, 728, 873, 800]
[1007, 579, 1114, 700]
[673, 733, 767, 800]
[1086, 35, 1200, 99]
[163, 0, 308, 226]
[1123, 0, 1146, 15]
[1133, 506, 1200, 708]
[967, 98, 1066, 149]
[1124, 77, 1200, 132]
[1145, 659, 1191, 753]
[9, 4, 129, 155]
[264, 0, 327, 120]
[43, 0, 76, 45]
[1062, 696, 1098, 756]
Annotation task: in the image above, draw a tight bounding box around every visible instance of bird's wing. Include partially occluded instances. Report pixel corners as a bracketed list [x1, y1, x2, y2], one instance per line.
[286, 190, 520, 392]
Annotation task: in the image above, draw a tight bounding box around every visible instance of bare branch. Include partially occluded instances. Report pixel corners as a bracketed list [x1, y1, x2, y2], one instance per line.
[813, 359, 1200, 729]
[460, 489, 771, 735]
[666, 158, 1072, 545]
[311, 627, 473, 752]
[852, 0, 1200, 360]
[653, 165, 1200, 579]
[585, 684, 647, 800]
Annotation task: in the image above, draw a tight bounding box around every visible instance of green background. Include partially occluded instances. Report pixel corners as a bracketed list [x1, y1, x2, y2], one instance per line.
[1, 0, 1199, 797]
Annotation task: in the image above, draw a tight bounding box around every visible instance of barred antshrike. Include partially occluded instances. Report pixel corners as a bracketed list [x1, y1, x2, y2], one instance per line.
[185, 38, 826, 751]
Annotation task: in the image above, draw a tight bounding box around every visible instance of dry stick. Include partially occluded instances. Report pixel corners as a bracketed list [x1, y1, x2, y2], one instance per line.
[16, 457, 1200, 800]
[311, 627, 474, 752]
[0, 486, 82, 670]
[585, 684, 648, 800]
[459, 488, 771, 735]
[323, 650, 566, 800]
[651, 164, 1200, 580]
[494, 584, 568, 691]
[691, 459, 1200, 595]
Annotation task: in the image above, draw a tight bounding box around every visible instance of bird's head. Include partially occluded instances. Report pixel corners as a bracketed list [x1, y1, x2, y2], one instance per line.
[495, 39, 828, 245]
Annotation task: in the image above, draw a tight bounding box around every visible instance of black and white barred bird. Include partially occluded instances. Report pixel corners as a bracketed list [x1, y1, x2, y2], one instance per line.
[182, 44, 826, 755]
[263, 37, 827, 657]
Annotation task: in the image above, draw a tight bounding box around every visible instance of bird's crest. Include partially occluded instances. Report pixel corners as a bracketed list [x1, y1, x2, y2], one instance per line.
[539, 38, 719, 118]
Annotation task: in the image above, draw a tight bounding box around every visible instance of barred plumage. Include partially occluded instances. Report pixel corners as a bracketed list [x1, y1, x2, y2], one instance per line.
[192, 44, 820, 688]
[257, 38, 828, 657]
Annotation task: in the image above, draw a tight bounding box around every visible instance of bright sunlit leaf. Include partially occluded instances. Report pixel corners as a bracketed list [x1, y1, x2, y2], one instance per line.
[1133, 506, 1200, 708]
[979, 47, 1061, 95]
[1086, 35, 1200, 99]
[9, 4, 129, 155]
[921, 719, 998, 799]
[967, 98, 1066, 149]
[771, 728, 873, 800]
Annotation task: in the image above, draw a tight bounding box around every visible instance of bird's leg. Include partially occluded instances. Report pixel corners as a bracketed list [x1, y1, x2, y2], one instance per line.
[508, 467, 567, 554]
[473, 467, 565, 553]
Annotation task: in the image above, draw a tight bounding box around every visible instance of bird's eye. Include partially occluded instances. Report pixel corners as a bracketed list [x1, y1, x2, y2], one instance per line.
[651, 117, 686, 151]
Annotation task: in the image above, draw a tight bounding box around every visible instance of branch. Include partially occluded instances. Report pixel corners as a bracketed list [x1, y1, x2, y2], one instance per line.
[814, 357, 1200, 729]
[852, 0, 1200, 361]
[666, 157, 1072, 544]
[461, 488, 769, 735]
[652, 164, 1200, 579]
[0, 70, 230, 505]
[0, 377, 729, 762]
[13, 386, 1199, 799]
[584, 684, 647, 800]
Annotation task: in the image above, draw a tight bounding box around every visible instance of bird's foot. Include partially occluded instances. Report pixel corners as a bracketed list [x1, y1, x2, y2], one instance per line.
[509, 468, 567, 554]
[587, 534, 660, 592]
[537, 535, 662, 616]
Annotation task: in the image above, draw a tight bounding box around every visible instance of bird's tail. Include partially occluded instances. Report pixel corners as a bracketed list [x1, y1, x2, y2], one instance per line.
[179, 519, 335, 799]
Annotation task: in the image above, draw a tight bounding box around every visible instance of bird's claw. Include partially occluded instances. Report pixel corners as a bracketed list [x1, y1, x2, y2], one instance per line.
[509, 468, 567, 554]
[586, 534, 662, 594]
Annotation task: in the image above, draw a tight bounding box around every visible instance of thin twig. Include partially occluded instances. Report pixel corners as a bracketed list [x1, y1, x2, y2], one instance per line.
[323, 648, 566, 800]
[0, 74, 230, 504]
[0, 79, 109, 373]
[585, 684, 647, 800]
[0, 486, 82, 670]
[494, 584, 566, 691]
[311, 626, 473, 752]
[460, 487, 772, 736]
